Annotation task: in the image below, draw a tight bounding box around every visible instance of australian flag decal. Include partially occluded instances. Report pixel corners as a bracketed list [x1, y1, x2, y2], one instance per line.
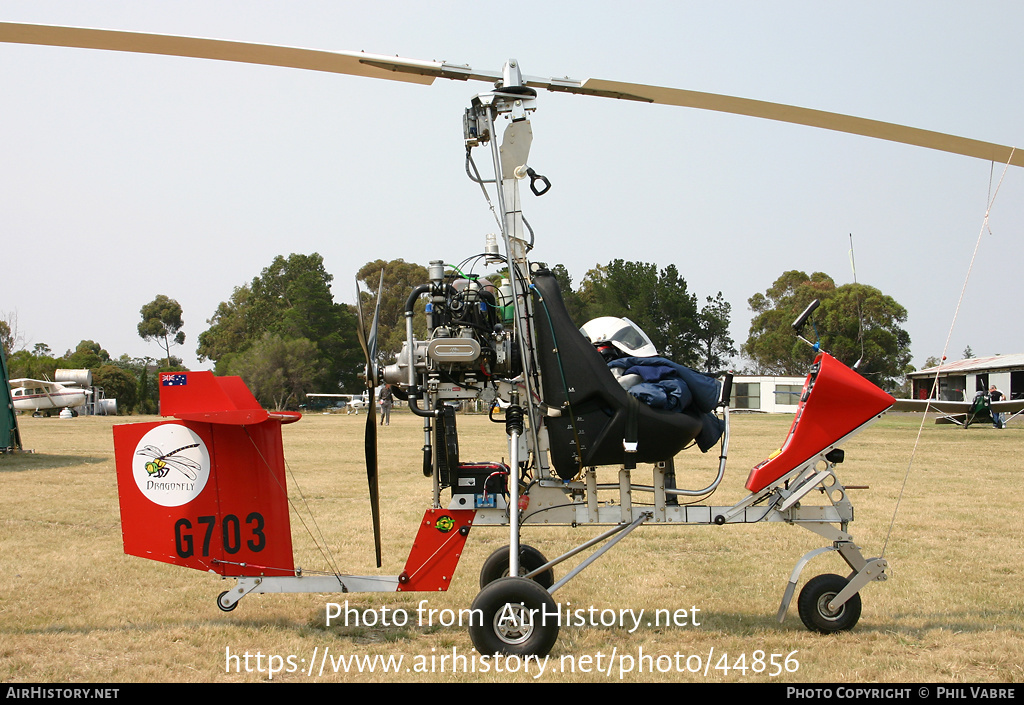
[162, 373, 187, 386]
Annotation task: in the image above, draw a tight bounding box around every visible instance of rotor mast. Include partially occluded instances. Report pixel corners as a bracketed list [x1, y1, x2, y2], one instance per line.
[473, 60, 547, 410]
[465, 60, 551, 575]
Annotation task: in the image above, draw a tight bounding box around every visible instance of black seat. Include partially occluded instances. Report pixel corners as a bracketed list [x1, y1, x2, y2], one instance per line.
[531, 269, 704, 480]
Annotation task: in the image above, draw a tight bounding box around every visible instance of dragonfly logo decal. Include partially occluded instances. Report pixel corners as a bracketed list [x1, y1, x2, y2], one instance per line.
[136, 443, 201, 480]
[132, 425, 210, 507]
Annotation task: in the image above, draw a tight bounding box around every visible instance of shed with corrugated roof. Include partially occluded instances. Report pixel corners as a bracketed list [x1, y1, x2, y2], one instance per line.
[906, 354, 1024, 401]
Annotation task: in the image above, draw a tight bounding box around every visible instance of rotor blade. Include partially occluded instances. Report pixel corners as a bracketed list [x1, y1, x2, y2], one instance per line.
[2, 22, 1017, 166]
[562, 78, 1022, 167]
[365, 385, 382, 568]
[0, 22, 443, 85]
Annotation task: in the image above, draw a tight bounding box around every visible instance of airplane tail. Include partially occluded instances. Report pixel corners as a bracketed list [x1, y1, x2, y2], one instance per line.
[113, 372, 298, 577]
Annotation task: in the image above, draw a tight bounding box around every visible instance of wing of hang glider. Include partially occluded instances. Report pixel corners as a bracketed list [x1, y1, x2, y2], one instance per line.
[891, 398, 1024, 414]
[0, 21, 1020, 167]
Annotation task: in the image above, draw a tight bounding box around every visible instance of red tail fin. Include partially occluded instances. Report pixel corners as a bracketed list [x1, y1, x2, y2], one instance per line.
[114, 372, 296, 577]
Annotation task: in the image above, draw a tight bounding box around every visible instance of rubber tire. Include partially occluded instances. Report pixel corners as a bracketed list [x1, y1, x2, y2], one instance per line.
[217, 591, 238, 612]
[479, 545, 554, 589]
[469, 577, 559, 657]
[797, 573, 861, 633]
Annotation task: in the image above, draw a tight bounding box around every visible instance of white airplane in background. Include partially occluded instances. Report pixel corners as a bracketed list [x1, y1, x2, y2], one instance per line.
[9, 378, 90, 416]
[305, 393, 370, 413]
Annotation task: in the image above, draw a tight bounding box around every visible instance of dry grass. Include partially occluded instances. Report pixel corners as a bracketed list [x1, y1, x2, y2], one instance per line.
[1, 409, 1021, 683]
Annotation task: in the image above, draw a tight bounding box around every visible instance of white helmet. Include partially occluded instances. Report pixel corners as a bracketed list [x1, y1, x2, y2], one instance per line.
[580, 316, 658, 358]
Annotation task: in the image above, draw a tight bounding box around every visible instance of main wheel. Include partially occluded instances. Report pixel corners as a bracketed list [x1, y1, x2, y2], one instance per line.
[479, 544, 554, 589]
[469, 577, 560, 657]
[797, 573, 861, 633]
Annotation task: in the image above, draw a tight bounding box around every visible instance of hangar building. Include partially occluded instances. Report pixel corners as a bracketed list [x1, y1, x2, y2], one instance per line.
[907, 354, 1024, 402]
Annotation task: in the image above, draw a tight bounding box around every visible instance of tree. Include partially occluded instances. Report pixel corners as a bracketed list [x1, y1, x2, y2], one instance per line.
[743, 270, 836, 375]
[106, 355, 153, 414]
[196, 285, 254, 368]
[696, 292, 737, 373]
[63, 340, 110, 370]
[743, 270, 912, 390]
[577, 260, 700, 365]
[92, 364, 138, 413]
[356, 259, 430, 359]
[137, 358, 160, 414]
[549, 264, 588, 324]
[578, 260, 653, 323]
[0, 311, 24, 356]
[108, 355, 182, 415]
[197, 253, 362, 392]
[138, 295, 186, 368]
[8, 343, 58, 381]
[229, 333, 320, 410]
[962, 345, 975, 359]
[651, 264, 701, 365]
[0, 321, 12, 356]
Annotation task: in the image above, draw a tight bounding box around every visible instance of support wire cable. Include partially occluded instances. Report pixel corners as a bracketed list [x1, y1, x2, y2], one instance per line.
[242, 425, 344, 579]
[881, 148, 1015, 559]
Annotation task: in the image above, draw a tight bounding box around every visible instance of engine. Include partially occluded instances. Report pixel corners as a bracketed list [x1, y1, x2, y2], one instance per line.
[381, 259, 520, 398]
[380, 258, 524, 502]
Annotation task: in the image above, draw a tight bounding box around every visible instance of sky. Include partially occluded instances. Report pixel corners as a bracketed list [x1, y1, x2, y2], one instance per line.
[1, 1, 1022, 375]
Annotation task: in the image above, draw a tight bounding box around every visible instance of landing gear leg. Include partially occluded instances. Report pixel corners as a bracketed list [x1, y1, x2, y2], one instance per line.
[775, 522, 888, 633]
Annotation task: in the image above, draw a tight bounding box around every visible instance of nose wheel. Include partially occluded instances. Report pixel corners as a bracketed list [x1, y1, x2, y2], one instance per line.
[797, 573, 862, 633]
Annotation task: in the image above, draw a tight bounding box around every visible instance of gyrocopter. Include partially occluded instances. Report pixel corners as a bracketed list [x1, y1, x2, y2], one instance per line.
[3, 21, 1020, 658]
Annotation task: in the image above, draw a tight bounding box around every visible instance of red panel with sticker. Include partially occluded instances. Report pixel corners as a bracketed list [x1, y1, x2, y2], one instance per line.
[745, 352, 894, 493]
[398, 509, 475, 592]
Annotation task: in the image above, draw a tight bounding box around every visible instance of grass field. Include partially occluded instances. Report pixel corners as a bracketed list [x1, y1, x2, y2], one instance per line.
[1, 409, 1021, 683]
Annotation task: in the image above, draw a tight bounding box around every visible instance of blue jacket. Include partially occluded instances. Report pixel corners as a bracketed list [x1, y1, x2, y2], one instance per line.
[607, 356, 724, 451]
[608, 356, 721, 413]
